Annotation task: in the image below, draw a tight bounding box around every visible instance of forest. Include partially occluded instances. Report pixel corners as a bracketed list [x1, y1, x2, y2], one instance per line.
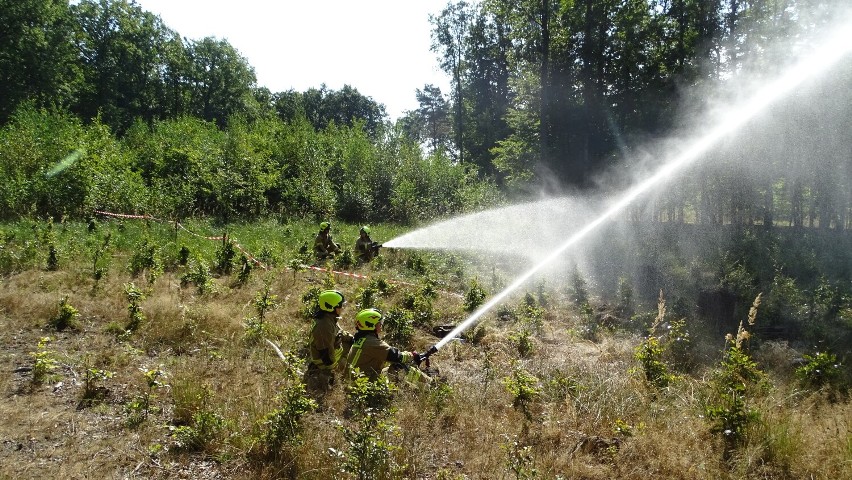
[1, 0, 850, 228]
[1, 1, 851, 479]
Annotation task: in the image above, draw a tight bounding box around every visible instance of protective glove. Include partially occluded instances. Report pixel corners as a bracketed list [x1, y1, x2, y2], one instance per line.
[410, 351, 423, 366]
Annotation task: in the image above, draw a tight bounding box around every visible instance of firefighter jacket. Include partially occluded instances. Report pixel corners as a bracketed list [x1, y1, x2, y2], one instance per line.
[355, 234, 376, 262]
[309, 312, 351, 369]
[314, 231, 340, 257]
[347, 330, 411, 380]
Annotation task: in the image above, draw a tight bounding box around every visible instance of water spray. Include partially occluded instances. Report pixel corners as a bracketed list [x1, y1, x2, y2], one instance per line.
[418, 16, 852, 357]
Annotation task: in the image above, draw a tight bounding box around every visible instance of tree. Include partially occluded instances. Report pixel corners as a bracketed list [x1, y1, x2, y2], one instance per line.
[431, 0, 474, 163]
[72, 0, 180, 133]
[410, 84, 452, 153]
[184, 37, 257, 128]
[0, 0, 81, 123]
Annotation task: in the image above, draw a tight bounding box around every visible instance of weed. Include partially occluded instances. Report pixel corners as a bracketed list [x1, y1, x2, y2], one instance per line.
[254, 380, 317, 457]
[177, 245, 190, 266]
[215, 237, 236, 274]
[542, 370, 583, 402]
[569, 267, 589, 306]
[237, 253, 253, 284]
[503, 363, 540, 420]
[244, 283, 278, 345]
[49, 296, 80, 331]
[381, 308, 415, 347]
[616, 276, 635, 318]
[30, 336, 59, 384]
[169, 386, 225, 452]
[334, 248, 354, 269]
[509, 327, 535, 358]
[464, 278, 486, 312]
[795, 350, 842, 390]
[704, 294, 767, 459]
[634, 291, 674, 389]
[347, 371, 398, 413]
[128, 237, 162, 284]
[301, 286, 322, 319]
[124, 282, 146, 332]
[181, 256, 214, 294]
[80, 364, 114, 407]
[90, 231, 111, 285]
[502, 435, 538, 480]
[335, 372, 403, 478]
[46, 242, 58, 271]
[125, 366, 167, 428]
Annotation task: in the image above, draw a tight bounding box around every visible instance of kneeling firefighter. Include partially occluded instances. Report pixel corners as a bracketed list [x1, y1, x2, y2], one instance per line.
[305, 289, 353, 392]
[347, 308, 431, 385]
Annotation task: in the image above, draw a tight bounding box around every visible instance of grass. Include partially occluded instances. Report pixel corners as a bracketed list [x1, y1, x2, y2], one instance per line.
[0, 218, 850, 479]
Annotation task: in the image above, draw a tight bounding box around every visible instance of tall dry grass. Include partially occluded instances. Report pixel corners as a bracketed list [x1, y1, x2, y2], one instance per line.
[0, 219, 849, 479]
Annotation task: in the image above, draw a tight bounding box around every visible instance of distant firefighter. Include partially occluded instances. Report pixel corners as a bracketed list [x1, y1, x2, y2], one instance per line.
[354, 226, 381, 263]
[314, 221, 341, 260]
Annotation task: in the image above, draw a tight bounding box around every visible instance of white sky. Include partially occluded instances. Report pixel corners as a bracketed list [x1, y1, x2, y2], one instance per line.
[134, 0, 452, 120]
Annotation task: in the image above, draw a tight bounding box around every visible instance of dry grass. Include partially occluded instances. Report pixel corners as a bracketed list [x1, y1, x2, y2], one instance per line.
[0, 232, 850, 480]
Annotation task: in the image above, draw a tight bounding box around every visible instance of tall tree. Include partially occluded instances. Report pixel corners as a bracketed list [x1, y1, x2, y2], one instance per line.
[431, 0, 474, 163]
[72, 0, 179, 133]
[0, 0, 80, 123]
[184, 37, 257, 128]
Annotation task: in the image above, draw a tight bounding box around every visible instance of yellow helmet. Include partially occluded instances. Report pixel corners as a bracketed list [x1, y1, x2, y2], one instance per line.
[360, 226, 370, 235]
[319, 221, 330, 231]
[355, 308, 382, 331]
[318, 290, 345, 312]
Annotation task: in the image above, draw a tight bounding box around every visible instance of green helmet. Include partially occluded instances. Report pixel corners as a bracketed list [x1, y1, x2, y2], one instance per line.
[318, 290, 345, 312]
[355, 308, 383, 331]
[319, 221, 330, 231]
[360, 226, 370, 235]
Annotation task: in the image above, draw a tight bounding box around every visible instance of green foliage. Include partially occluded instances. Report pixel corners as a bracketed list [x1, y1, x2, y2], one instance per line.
[336, 373, 407, 477]
[300, 286, 322, 319]
[29, 336, 59, 384]
[502, 435, 539, 480]
[503, 363, 540, 420]
[795, 350, 843, 390]
[215, 238, 237, 274]
[616, 277, 635, 318]
[542, 370, 583, 402]
[400, 289, 433, 327]
[128, 237, 162, 284]
[464, 278, 487, 312]
[49, 296, 80, 331]
[634, 336, 673, 389]
[170, 409, 226, 452]
[705, 296, 767, 456]
[125, 366, 167, 428]
[255, 381, 316, 456]
[244, 283, 277, 345]
[346, 372, 398, 413]
[237, 253, 253, 284]
[81, 366, 114, 405]
[508, 327, 535, 358]
[569, 267, 589, 306]
[124, 282, 146, 332]
[333, 410, 403, 480]
[381, 308, 415, 347]
[181, 256, 214, 295]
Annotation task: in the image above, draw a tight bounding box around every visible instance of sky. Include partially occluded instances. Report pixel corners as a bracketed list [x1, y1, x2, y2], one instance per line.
[134, 0, 452, 120]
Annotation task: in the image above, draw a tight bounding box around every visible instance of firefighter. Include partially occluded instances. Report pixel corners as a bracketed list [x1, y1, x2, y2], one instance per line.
[314, 221, 340, 260]
[347, 308, 429, 384]
[305, 289, 353, 392]
[354, 226, 381, 263]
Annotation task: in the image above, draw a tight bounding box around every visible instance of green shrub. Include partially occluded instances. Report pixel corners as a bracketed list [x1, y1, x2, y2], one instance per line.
[49, 296, 80, 331]
[795, 350, 842, 390]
